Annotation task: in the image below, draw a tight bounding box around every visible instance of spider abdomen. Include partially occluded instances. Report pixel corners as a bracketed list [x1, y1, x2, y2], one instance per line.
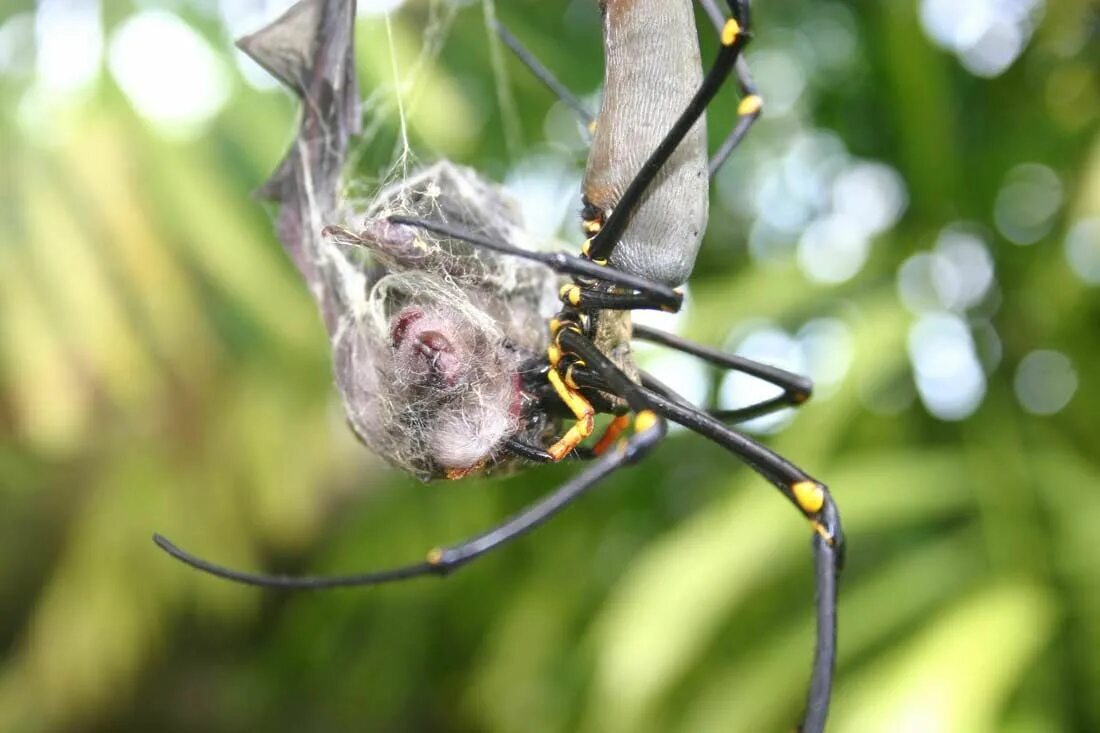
[584, 0, 708, 287]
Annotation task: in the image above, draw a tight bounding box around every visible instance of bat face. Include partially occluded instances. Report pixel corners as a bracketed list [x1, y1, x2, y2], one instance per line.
[238, 1, 560, 480]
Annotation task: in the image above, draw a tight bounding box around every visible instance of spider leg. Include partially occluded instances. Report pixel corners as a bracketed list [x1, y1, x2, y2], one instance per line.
[558, 341, 838, 733]
[576, 365, 840, 733]
[502, 438, 594, 463]
[641, 386, 841, 733]
[557, 282, 681, 313]
[708, 56, 762, 177]
[386, 215, 683, 311]
[491, 19, 594, 135]
[152, 410, 663, 591]
[540, 321, 660, 459]
[494, 2, 758, 178]
[638, 369, 697, 410]
[633, 324, 811, 422]
[588, 0, 753, 262]
[153, 328, 671, 592]
[696, 0, 763, 177]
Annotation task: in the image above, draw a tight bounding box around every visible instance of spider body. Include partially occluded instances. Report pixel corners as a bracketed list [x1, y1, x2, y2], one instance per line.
[574, 0, 710, 383]
[583, 0, 709, 287]
[157, 2, 842, 731]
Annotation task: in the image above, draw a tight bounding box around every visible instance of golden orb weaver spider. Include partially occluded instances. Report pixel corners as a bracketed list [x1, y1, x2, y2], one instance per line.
[154, 1, 843, 729]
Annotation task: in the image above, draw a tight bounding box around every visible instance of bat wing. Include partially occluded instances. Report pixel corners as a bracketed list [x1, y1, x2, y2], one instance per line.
[237, 0, 360, 319]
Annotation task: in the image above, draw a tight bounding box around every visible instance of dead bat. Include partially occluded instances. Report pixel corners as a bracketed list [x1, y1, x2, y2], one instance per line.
[237, 0, 561, 480]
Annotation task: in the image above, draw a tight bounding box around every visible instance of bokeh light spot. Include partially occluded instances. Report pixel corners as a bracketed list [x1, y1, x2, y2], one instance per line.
[1014, 350, 1077, 415]
[797, 214, 871, 284]
[108, 10, 230, 136]
[35, 0, 103, 95]
[797, 318, 854, 393]
[898, 253, 940, 315]
[931, 228, 995, 311]
[748, 46, 806, 116]
[504, 154, 582, 241]
[831, 161, 908, 236]
[994, 163, 1062, 245]
[908, 313, 987, 420]
[1065, 217, 1100, 285]
[920, 0, 1043, 78]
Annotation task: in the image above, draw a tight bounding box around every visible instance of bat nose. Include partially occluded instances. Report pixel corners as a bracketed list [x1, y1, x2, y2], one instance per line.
[415, 331, 460, 387]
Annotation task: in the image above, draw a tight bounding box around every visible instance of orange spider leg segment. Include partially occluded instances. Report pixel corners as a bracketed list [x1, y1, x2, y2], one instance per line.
[546, 369, 596, 461]
[592, 415, 631, 456]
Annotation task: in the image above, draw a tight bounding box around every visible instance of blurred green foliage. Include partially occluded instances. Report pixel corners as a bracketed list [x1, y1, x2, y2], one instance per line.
[1, 1, 1099, 731]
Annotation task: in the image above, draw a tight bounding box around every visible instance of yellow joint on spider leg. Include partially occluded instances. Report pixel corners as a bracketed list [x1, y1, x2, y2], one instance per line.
[547, 344, 562, 367]
[659, 291, 681, 312]
[738, 94, 762, 116]
[811, 521, 834, 545]
[565, 361, 587, 390]
[721, 18, 741, 46]
[547, 369, 593, 421]
[427, 547, 444, 565]
[793, 480, 826, 514]
[633, 409, 659, 434]
[557, 320, 583, 337]
[582, 238, 594, 255]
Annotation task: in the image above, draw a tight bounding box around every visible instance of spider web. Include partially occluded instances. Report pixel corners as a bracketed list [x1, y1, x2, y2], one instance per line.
[343, 0, 522, 202]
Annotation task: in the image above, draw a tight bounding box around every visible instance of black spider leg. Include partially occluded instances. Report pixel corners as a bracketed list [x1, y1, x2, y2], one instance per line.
[153, 338, 666, 591]
[638, 369, 697, 410]
[572, 367, 841, 733]
[558, 282, 680, 313]
[386, 215, 682, 312]
[633, 324, 811, 423]
[502, 439, 595, 463]
[493, 1, 759, 180]
[383, 220, 810, 420]
[695, 0, 763, 176]
[644, 388, 839, 733]
[587, 0, 751, 262]
[491, 19, 594, 136]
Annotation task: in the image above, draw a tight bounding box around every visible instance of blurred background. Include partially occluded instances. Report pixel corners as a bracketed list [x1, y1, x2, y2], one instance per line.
[2, 0, 1099, 731]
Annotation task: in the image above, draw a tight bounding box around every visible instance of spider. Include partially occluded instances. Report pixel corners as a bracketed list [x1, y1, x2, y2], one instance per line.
[154, 0, 843, 730]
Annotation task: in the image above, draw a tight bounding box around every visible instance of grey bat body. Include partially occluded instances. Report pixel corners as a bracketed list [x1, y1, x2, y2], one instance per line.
[239, 0, 560, 480]
[584, 0, 709, 288]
